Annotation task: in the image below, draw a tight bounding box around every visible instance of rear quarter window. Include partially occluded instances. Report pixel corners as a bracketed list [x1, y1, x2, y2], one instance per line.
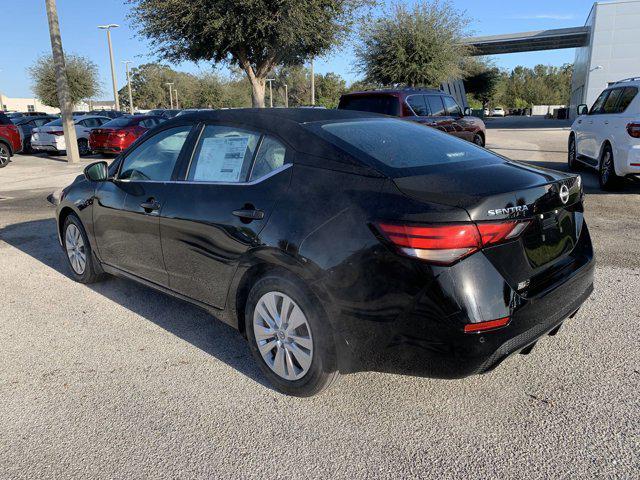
[617, 87, 638, 112]
[313, 118, 499, 176]
[338, 95, 400, 116]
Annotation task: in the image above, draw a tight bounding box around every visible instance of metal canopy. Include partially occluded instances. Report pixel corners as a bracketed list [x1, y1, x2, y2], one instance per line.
[463, 27, 590, 55]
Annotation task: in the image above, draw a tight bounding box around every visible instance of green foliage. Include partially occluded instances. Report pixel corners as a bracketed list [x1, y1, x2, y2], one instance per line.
[270, 66, 347, 108]
[128, 0, 367, 107]
[464, 67, 501, 109]
[495, 64, 573, 108]
[29, 54, 101, 108]
[356, 1, 471, 87]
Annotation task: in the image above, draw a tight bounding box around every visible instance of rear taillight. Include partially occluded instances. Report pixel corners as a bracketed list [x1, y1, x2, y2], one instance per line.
[50, 130, 64, 136]
[115, 129, 129, 138]
[377, 220, 530, 265]
[627, 123, 640, 138]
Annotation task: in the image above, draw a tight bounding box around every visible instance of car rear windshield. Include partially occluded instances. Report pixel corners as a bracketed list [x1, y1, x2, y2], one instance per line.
[46, 118, 64, 126]
[314, 118, 498, 176]
[338, 95, 400, 116]
[101, 117, 134, 128]
[0, 112, 12, 125]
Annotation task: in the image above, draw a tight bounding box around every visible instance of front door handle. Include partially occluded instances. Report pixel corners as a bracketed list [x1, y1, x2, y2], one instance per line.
[140, 199, 161, 212]
[232, 208, 264, 220]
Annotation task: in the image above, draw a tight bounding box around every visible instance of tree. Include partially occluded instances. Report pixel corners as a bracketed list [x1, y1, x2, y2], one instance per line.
[356, 1, 471, 87]
[464, 68, 501, 109]
[314, 72, 347, 108]
[495, 64, 573, 108]
[29, 54, 101, 108]
[128, 0, 366, 107]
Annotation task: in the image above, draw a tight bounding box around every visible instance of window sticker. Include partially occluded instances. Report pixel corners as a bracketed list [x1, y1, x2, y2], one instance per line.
[193, 135, 250, 182]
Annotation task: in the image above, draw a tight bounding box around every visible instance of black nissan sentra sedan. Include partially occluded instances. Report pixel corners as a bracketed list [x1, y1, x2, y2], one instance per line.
[56, 108, 594, 396]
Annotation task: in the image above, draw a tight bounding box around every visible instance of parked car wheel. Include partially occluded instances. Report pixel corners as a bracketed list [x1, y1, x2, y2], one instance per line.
[568, 134, 579, 171]
[0, 142, 10, 168]
[473, 133, 484, 147]
[599, 144, 623, 191]
[62, 214, 104, 283]
[245, 274, 339, 397]
[78, 139, 90, 157]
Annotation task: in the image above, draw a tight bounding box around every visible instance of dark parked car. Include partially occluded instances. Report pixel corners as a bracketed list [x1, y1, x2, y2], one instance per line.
[56, 109, 594, 396]
[0, 111, 23, 167]
[89, 115, 162, 154]
[338, 88, 487, 146]
[12, 115, 58, 153]
[147, 109, 181, 120]
[89, 110, 127, 119]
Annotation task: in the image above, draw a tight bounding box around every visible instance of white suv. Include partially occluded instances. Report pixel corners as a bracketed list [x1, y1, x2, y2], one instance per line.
[569, 78, 640, 190]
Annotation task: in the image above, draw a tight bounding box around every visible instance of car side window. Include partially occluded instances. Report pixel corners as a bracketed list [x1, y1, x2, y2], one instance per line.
[425, 96, 446, 116]
[249, 136, 287, 182]
[34, 119, 48, 127]
[119, 125, 191, 181]
[406, 95, 429, 116]
[602, 88, 623, 114]
[617, 87, 638, 113]
[443, 96, 462, 117]
[187, 125, 260, 183]
[589, 90, 610, 115]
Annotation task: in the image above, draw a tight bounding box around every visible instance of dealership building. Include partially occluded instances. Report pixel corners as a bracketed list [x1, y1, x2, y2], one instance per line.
[464, 0, 640, 118]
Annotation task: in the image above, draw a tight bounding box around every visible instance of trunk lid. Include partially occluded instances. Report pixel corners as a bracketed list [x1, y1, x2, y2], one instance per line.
[392, 160, 585, 289]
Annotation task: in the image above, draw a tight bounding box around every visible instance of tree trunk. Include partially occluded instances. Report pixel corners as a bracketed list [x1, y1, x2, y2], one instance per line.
[250, 78, 266, 108]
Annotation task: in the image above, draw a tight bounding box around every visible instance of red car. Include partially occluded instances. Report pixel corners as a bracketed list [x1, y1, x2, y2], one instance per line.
[89, 115, 162, 154]
[338, 88, 487, 146]
[0, 112, 23, 167]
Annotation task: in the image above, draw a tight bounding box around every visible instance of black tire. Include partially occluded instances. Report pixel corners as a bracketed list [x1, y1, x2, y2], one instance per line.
[568, 134, 579, 171]
[22, 139, 32, 154]
[245, 274, 339, 397]
[599, 144, 623, 191]
[62, 213, 104, 284]
[0, 142, 11, 168]
[472, 133, 484, 147]
[78, 139, 90, 157]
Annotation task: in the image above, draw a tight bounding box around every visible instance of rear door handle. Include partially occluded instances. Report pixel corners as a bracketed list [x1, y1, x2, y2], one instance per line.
[232, 208, 264, 220]
[140, 199, 161, 212]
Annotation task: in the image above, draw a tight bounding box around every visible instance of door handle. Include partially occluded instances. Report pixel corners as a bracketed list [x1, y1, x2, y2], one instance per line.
[140, 199, 161, 212]
[232, 208, 264, 220]
[604, 121, 609, 125]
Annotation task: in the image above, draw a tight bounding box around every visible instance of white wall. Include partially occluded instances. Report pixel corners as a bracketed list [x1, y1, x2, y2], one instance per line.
[570, 0, 640, 118]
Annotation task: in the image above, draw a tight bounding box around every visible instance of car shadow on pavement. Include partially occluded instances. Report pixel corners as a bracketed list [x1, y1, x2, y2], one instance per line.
[0, 217, 272, 390]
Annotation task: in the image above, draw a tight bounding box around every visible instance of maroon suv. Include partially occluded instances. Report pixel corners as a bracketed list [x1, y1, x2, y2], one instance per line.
[338, 88, 486, 146]
[0, 111, 23, 167]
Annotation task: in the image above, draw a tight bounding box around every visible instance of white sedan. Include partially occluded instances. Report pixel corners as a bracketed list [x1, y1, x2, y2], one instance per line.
[491, 107, 506, 117]
[31, 115, 111, 156]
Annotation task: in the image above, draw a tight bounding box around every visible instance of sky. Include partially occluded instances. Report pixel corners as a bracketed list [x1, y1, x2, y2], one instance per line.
[1, 0, 595, 99]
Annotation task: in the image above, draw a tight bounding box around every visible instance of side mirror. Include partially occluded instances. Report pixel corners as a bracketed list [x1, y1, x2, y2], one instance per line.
[463, 107, 473, 116]
[577, 104, 588, 116]
[84, 161, 109, 182]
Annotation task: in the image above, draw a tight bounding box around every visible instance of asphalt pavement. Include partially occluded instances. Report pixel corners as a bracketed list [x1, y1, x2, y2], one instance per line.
[0, 125, 638, 479]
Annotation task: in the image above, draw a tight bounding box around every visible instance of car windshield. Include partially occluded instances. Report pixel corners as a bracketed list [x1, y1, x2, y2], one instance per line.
[313, 118, 498, 176]
[339, 95, 400, 116]
[101, 117, 134, 128]
[46, 118, 64, 126]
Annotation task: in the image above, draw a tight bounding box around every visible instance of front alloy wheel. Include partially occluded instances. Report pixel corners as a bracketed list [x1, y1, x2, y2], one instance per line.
[599, 146, 622, 190]
[568, 135, 578, 170]
[65, 223, 87, 275]
[253, 292, 314, 380]
[0, 144, 10, 168]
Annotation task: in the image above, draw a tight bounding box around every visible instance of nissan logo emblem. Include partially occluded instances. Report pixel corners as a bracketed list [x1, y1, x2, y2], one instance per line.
[559, 184, 570, 204]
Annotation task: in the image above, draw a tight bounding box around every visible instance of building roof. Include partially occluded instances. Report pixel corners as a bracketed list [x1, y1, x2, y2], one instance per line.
[462, 26, 591, 55]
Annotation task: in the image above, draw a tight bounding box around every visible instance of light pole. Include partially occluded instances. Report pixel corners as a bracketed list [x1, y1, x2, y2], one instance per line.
[123, 60, 134, 114]
[310, 58, 315, 106]
[165, 82, 174, 109]
[97, 24, 120, 111]
[174, 89, 179, 109]
[266, 78, 275, 108]
[46, 0, 79, 163]
[283, 84, 288, 108]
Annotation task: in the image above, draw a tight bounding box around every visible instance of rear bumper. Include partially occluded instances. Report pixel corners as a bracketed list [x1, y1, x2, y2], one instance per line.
[91, 145, 122, 152]
[333, 224, 595, 378]
[615, 143, 640, 175]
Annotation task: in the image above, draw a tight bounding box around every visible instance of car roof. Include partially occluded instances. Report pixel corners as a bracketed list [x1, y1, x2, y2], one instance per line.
[342, 88, 443, 96]
[14, 115, 56, 123]
[74, 114, 111, 120]
[610, 77, 640, 88]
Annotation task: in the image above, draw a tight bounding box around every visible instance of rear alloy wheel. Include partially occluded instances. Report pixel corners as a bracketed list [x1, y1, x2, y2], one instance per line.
[62, 214, 104, 283]
[568, 135, 579, 171]
[0, 143, 10, 168]
[599, 145, 622, 191]
[473, 134, 484, 147]
[245, 275, 339, 396]
[78, 139, 90, 157]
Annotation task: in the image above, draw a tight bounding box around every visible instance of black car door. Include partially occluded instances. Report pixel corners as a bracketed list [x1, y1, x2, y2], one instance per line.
[92, 124, 194, 286]
[160, 123, 292, 309]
